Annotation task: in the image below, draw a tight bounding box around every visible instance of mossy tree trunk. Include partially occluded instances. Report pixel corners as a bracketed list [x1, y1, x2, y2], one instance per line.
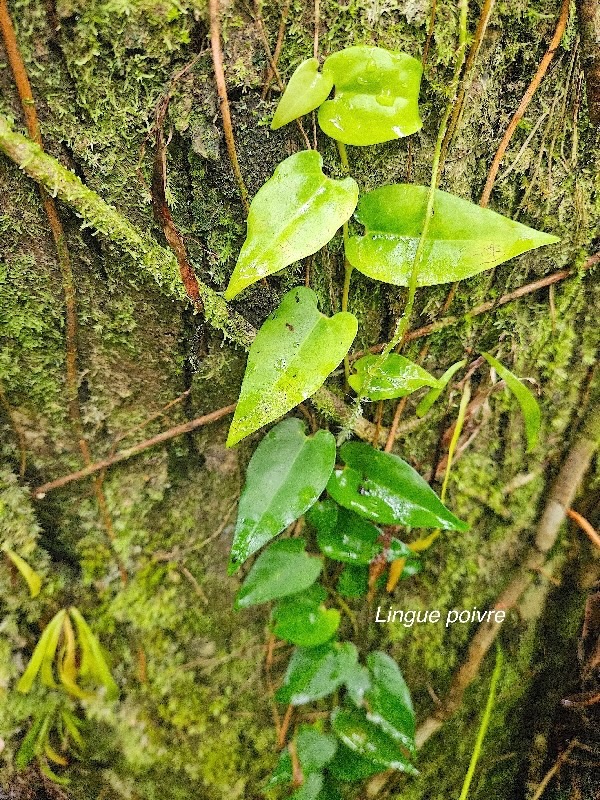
[0, 1, 598, 799]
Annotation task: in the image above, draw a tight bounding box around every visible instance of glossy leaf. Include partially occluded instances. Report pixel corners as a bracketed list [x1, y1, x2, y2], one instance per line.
[327, 443, 468, 530]
[271, 58, 334, 129]
[276, 641, 358, 705]
[364, 652, 415, 755]
[3, 548, 42, 597]
[227, 287, 357, 446]
[482, 352, 541, 451]
[316, 506, 382, 564]
[228, 418, 336, 574]
[337, 564, 368, 598]
[69, 607, 119, 700]
[296, 725, 338, 773]
[346, 185, 560, 286]
[416, 359, 467, 417]
[272, 585, 340, 647]
[235, 539, 322, 609]
[331, 707, 417, 774]
[224, 151, 357, 299]
[318, 47, 422, 145]
[17, 609, 66, 693]
[328, 744, 383, 781]
[349, 354, 441, 400]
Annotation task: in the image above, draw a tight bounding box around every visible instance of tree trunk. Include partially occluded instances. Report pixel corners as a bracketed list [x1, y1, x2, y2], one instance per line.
[0, 1, 598, 799]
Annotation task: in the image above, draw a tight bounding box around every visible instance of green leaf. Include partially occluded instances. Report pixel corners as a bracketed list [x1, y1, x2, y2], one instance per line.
[481, 352, 541, 452]
[227, 287, 358, 446]
[327, 443, 468, 530]
[296, 725, 338, 773]
[271, 58, 334, 129]
[229, 418, 336, 574]
[331, 707, 417, 774]
[336, 564, 368, 598]
[327, 744, 383, 781]
[272, 586, 340, 647]
[349, 354, 441, 400]
[318, 47, 422, 145]
[416, 359, 467, 418]
[17, 609, 66, 694]
[346, 185, 560, 286]
[290, 773, 323, 800]
[265, 749, 293, 789]
[3, 548, 42, 597]
[224, 152, 358, 299]
[69, 607, 119, 700]
[16, 713, 48, 768]
[315, 506, 382, 565]
[276, 641, 358, 705]
[364, 652, 416, 755]
[235, 539, 322, 609]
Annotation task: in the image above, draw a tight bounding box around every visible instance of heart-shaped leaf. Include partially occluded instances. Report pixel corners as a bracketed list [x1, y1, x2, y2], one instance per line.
[227, 287, 357, 446]
[346, 185, 560, 286]
[276, 641, 359, 705]
[328, 744, 383, 781]
[327, 443, 468, 530]
[416, 359, 467, 417]
[364, 652, 415, 755]
[235, 539, 322, 609]
[224, 151, 357, 299]
[349, 354, 441, 400]
[271, 47, 422, 146]
[331, 707, 417, 774]
[271, 58, 334, 129]
[272, 585, 340, 647]
[482, 352, 541, 451]
[228, 418, 336, 574]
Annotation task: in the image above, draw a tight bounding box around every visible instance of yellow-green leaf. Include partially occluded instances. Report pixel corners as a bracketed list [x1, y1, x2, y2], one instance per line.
[482, 352, 541, 451]
[3, 548, 42, 597]
[271, 58, 334, 129]
[17, 609, 66, 693]
[69, 607, 119, 700]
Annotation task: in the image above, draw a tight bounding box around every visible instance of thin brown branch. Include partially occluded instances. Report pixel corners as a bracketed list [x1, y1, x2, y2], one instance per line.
[32, 404, 236, 498]
[530, 739, 579, 800]
[567, 508, 600, 549]
[480, 0, 571, 206]
[384, 396, 409, 453]
[422, 0, 438, 66]
[209, 0, 250, 213]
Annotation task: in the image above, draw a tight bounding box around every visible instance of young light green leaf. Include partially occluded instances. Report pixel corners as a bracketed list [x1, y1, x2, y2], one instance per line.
[228, 418, 336, 574]
[271, 58, 334, 129]
[296, 725, 338, 773]
[290, 773, 324, 800]
[331, 707, 417, 774]
[235, 539, 322, 609]
[328, 744, 383, 781]
[276, 641, 358, 705]
[69, 607, 119, 700]
[349, 354, 441, 400]
[272, 585, 340, 647]
[17, 609, 66, 694]
[364, 652, 415, 755]
[346, 185, 560, 286]
[3, 548, 42, 597]
[327, 443, 468, 531]
[40, 611, 66, 688]
[318, 47, 422, 145]
[227, 287, 357, 446]
[416, 359, 467, 418]
[481, 352, 541, 451]
[224, 151, 357, 299]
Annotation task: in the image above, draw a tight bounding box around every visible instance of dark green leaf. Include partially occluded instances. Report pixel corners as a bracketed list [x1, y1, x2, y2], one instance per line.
[316, 507, 381, 564]
[276, 641, 358, 705]
[482, 352, 541, 451]
[271, 58, 334, 129]
[224, 152, 357, 298]
[296, 725, 338, 773]
[331, 707, 417, 774]
[365, 652, 416, 755]
[272, 586, 340, 647]
[227, 287, 358, 446]
[349, 354, 441, 400]
[336, 565, 368, 598]
[327, 744, 383, 781]
[229, 418, 336, 573]
[15, 713, 47, 769]
[318, 47, 422, 145]
[235, 539, 322, 609]
[346, 185, 559, 286]
[327, 443, 468, 530]
[264, 749, 292, 789]
[416, 359, 467, 418]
